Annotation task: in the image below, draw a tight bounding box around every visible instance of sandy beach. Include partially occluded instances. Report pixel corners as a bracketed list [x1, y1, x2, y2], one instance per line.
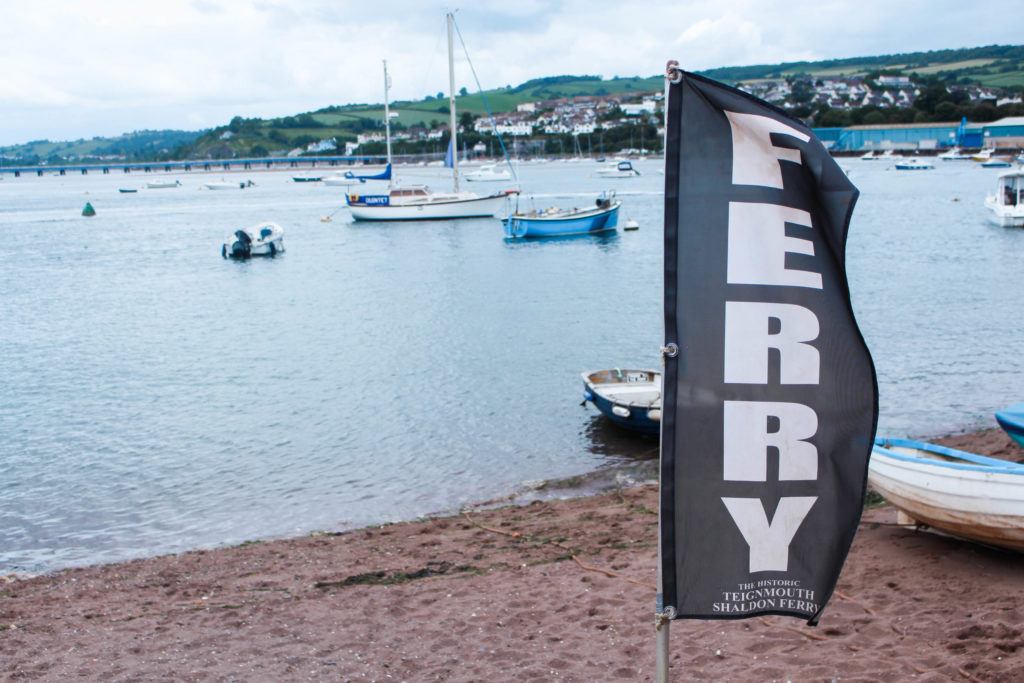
[2, 428, 1022, 682]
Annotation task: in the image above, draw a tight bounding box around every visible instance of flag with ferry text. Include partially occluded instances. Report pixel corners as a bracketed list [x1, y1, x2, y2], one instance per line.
[660, 71, 877, 625]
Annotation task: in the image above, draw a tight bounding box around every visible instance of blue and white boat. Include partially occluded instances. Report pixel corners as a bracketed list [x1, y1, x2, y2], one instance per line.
[504, 195, 620, 238]
[581, 368, 660, 435]
[996, 404, 1024, 448]
[893, 158, 934, 170]
[870, 438, 1024, 551]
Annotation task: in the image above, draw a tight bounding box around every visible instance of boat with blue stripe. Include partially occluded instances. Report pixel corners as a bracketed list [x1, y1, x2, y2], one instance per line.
[870, 437, 1024, 551]
[996, 403, 1024, 448]
[504, 194, 620, 239]
[581, 368, 660, 435]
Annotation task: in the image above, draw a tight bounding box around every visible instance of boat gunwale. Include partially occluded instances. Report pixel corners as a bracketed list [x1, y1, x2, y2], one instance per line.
[873, 437, 1024, 475]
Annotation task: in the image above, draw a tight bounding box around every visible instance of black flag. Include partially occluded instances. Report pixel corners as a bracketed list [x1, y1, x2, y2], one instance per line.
[660, 70, 877, 625]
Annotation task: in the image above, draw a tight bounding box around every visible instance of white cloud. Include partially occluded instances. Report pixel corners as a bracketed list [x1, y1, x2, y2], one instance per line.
[0, 0, 1019, 144]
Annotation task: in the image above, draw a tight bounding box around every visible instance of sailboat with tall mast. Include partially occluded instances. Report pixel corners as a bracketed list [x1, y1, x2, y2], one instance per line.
[346, 13, 515, 221]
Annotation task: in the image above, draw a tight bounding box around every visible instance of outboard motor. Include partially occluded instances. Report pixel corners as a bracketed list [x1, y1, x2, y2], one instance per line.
[229, 229, 252, 259]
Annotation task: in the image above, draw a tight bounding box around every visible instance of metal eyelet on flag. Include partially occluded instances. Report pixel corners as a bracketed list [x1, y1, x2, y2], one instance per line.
[665, 59, 682, 84]
[661, 343, 679, 358]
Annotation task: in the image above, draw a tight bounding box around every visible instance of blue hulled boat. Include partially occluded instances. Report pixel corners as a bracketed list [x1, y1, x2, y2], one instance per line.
[504, 195, 620, 239]
[996, 403, 1024, 448]
[581, 368, 660, 435]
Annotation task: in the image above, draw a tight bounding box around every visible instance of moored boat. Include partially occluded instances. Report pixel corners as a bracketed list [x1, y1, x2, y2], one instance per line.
[221, 222, 285, 259]
[859, 151, 877, 160]
[981, 158, 1013, 168]
[594, 160, 640, 178]
[894, 158, 934, 170]
[204, 180, 253, 190]
[346, 18, 516, 221]
[292, 175, 322, 183]
[463, 164, 512, 182]
[995, 404, 1024, 448]
[937, 147, 971, 161]
[869, 438, 1024, 551]
[581, 368, 661, 435]
[503, 194, 620, 238]
[983, 171, 1024, 227]
[146, 179, 181, 189]
[118, 188, 138, 193]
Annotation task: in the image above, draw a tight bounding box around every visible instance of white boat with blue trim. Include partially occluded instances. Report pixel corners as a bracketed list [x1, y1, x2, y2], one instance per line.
[869, 438, 1024, 551]
[346, 16, 516, 222]
[893, 158, 934, 170]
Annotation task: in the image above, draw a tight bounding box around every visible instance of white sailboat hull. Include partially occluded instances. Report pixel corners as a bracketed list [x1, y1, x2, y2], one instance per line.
[869, 445, 1024, 551]
[348, 193, 510, 221]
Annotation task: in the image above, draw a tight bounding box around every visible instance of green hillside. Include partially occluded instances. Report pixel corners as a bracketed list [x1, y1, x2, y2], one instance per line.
[702, 44, 1024, 87]
[1, 130, 202, 165]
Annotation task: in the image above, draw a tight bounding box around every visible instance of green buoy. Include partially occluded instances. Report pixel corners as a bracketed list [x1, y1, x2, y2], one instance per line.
[82, 202, 96, 217]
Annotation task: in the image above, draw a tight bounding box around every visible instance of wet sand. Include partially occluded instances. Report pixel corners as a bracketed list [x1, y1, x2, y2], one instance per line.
[2, 429, 1022, 681]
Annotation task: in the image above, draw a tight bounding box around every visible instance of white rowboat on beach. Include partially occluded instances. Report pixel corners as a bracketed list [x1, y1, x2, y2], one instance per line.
[869, 438, 1024, 551]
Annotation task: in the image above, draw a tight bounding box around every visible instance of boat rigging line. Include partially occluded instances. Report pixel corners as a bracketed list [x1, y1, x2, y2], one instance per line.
[451, 14, 519, 186]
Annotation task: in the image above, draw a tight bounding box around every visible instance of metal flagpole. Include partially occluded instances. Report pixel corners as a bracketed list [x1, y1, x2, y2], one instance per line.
[446, 12, 459, 193]
[656, 59, 683, 683]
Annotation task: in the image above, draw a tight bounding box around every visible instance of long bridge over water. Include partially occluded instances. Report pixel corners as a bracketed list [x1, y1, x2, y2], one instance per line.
[0, 154, 439, 178]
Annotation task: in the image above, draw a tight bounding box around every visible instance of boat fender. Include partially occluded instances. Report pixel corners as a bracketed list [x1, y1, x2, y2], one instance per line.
[648, 409, 661, 422]
[268, 241, 277, 256]
[582, 390, 593, 402]
[221, 244, 227, 259]
[611, 405, 631, 418]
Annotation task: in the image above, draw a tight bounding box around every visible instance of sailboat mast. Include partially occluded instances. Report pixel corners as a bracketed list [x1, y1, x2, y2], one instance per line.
[383, 59, 393, 188]
[446, 12, 459, 193]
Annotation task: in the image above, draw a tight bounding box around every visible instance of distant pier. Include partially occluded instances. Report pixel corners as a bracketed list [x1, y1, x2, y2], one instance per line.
[0, 154, 423, 178]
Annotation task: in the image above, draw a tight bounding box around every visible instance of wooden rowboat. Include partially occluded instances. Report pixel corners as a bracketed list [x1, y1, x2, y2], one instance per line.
[869, 438, 1024, 551]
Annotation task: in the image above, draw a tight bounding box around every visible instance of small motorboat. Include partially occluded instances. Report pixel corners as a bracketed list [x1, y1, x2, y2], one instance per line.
[504, 194, 620, 238]
[937, 147, 972, 161]
[972, 148, 996, 162]
[221, 222, 285, 259]
[995, 404, 1024, 448]
[118, 188, 138, 193]
[146, 179, 181, 189]
[581, 368, 661, 435]
[323, 175, 358, 187]
[595, 160, 640, 178]
[981, 158, 1013, 168]
[859, 151, 878, 160]
[894, 158, 934, 170]
[292, 175, 322, 183]
[984, 171, 1024, 227]
[204, 180, 253, 190]
[463, 164, 512, 182]
[870, 438, 1024, 551]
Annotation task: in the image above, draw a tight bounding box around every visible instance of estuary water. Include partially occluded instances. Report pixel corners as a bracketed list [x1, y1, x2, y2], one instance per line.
[1, 159, 1022, 573]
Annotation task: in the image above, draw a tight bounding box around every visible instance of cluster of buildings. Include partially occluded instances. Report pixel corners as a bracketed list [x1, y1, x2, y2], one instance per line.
[471, 95, 661, 138]
[738, 76, 1016, 111]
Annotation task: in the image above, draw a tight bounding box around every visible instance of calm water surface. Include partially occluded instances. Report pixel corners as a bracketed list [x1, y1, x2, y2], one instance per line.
[1, 160, 1021, 572]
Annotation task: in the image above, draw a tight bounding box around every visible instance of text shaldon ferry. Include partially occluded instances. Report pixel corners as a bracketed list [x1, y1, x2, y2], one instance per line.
[346, 14, 515, 221]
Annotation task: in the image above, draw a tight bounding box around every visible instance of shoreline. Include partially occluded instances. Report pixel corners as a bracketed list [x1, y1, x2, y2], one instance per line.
[2, 428, 1022, 680]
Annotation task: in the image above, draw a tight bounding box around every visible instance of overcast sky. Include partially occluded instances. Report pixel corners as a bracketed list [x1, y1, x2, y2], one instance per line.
[1, 0, 1019, 145]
